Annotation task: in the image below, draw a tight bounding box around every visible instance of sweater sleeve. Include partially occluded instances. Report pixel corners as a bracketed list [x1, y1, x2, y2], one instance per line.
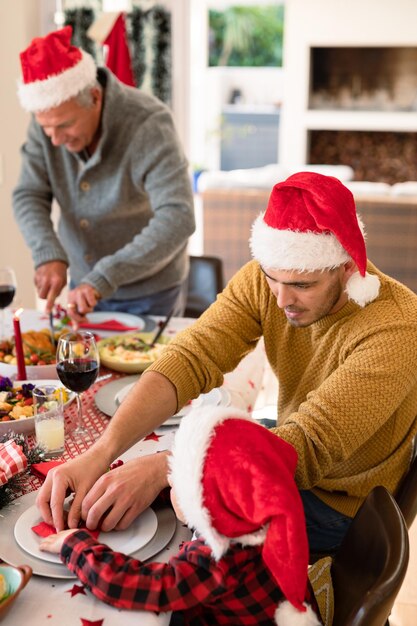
[61, 532, 227, 612]
[81, 108, 195, 297]
[147, 261, 265, 408]
[12, 118, 69, 268]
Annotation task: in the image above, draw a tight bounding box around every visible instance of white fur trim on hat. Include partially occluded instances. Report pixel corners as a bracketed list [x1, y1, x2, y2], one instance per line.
[345, 270, 380, 307]
[169, 405, 254, 560]
[17, 50, 97, 112]
[275, 601, 322, 626]
[250, 213, 351, 272]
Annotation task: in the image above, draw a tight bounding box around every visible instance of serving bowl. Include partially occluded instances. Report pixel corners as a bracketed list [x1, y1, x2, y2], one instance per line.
[0, 564, 32, 619]
[98, 332, 170, 374]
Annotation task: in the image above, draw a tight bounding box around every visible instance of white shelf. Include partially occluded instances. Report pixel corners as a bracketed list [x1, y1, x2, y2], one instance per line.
[305, 110, 417, 132]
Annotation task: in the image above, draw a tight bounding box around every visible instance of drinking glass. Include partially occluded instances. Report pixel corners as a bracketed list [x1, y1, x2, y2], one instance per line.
[0, 267, 16, 338]
[56, 331, 99, 440]
[33, 384, 65, 457]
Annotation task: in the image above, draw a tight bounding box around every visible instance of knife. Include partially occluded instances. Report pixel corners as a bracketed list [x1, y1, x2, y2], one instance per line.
[49, 311, 56, 348]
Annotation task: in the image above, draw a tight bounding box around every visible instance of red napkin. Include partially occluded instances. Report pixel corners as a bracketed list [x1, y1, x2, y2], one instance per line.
[0, 440, 28, 486]
[30, 460, 64, 481]
[78, 319, 139, 331]
[32, 521, 100, 540]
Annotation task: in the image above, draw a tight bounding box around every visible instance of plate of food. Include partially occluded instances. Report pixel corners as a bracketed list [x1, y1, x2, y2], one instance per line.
[14, 502, 158, 565]
[0, 377, 74, 436]
[0, 329, 65, 380]
[98, 332, 171, 374]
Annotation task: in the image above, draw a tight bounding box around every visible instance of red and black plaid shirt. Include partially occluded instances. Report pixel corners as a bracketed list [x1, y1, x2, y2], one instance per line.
[62, 532, 321, 625]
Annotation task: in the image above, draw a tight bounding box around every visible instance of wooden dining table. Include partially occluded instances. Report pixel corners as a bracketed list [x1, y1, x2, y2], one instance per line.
[0, 311, 267, 625]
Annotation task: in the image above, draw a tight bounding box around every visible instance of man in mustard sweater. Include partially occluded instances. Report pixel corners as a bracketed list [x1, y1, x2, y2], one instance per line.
[37, 172, 417, 555]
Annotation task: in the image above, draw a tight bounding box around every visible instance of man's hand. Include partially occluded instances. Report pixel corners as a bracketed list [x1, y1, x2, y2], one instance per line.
[36, 452, 109, 531]
[81, 453, 170, 532]
[34, 261, 68, 313]
[67, 283, 101, 327]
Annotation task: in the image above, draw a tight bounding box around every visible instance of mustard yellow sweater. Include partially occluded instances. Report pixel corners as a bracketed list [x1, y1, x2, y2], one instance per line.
[149, 260, 417, 517]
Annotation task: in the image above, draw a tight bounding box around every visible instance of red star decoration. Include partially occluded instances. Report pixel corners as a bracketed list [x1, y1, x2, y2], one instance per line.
[144, 432, 161, 442]
[67, 584, 86, 597]
[80, 620, 104, 626]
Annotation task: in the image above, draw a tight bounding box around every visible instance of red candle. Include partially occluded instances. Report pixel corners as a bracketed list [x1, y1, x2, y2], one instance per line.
[13, 308, 27, 381]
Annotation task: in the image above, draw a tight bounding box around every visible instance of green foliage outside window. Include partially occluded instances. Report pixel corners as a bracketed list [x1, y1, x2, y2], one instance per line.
[208, 5, 284, 67]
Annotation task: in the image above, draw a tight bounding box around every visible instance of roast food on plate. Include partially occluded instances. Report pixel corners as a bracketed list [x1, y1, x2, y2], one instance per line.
[98, 332, 170, 373]
[0, 329, 65, 367]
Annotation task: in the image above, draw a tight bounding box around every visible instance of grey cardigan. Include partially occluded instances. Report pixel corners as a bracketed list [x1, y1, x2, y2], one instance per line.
[13, 69, 195, 301]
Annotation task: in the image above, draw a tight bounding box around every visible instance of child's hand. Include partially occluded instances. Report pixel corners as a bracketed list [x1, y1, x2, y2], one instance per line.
[39, 529, 79, 554]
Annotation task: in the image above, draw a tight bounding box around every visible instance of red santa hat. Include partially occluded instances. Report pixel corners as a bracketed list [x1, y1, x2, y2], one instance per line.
[249, 171, 380, 307]
[169, 406, 321, 626]
[17, 26, 97, 113]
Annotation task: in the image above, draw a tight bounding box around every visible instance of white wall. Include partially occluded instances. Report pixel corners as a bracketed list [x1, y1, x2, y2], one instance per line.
[0, 0, 43, 309]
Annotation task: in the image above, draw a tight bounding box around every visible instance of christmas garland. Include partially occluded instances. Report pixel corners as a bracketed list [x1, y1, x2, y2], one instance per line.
[150, 6, 172, 105]
[63, 5, 172, 104]
[129, 7, 147, 89]
[0, 432, 46, 509]
[65, 7, 97, 60]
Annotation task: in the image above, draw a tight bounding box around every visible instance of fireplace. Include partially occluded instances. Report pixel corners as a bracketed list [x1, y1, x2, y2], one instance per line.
[309, 47, 417, 112]
[308, 130, 417, 183]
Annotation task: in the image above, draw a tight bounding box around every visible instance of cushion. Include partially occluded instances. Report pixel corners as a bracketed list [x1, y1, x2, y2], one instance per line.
[308, 556, 334, 626]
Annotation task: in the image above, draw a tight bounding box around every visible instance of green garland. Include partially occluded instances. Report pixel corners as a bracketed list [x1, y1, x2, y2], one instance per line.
[129, 8, 147, 89]
[150, 6, 172, 104]
[0, 432, 46, 509]
[65, 7, 97, 60]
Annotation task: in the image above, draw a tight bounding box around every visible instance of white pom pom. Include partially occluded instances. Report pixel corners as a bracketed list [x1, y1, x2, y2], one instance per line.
[345, 271, 380, 307]
[275, 601, 322, 625]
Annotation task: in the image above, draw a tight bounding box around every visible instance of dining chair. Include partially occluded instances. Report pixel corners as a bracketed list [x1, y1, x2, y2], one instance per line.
[184, 255, 224, 318]
[395, 434, 417, 528]
[331, 486, 409, 626]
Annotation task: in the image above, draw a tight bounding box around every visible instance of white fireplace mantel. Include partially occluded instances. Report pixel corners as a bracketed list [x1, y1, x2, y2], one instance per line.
[279, 0, 417, 169]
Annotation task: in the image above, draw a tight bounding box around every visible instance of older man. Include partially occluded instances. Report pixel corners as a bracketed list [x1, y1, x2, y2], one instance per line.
[37, 172, 417, 555]
[13, 27, 195, 321]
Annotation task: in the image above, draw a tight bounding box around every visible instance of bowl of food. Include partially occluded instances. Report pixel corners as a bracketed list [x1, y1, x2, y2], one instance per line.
[0, 377, 73, 436]
[98, 332, 170, 374]
[0, 564, 32, 619]
[0, 329, 63, 380]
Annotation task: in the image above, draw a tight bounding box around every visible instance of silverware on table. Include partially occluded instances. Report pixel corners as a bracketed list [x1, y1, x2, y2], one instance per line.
[49, 312, 55, 348]
[138, 307, 175, 348]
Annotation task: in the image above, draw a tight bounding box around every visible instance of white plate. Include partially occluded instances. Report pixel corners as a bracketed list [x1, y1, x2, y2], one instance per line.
[95, 376, 230, 425]
[14, 502, 158, 565]
[0, 492, 177, 579]
[79, 311, 147, 337]
[0, 379, 75, 436]
[94, 375, 141, 417]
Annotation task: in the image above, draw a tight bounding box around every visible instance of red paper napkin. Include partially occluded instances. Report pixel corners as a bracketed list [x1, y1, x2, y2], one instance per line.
[78, 320, 140, 331]
[32, 521, 100, 540]
[30, 460, 64, 481]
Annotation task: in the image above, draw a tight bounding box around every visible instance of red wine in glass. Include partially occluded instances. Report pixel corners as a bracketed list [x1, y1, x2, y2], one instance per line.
[0, 268, 17, 339]
[0, 286, 15, 309]
[56, 359, 99, 393]
[56, 331, 100, 441]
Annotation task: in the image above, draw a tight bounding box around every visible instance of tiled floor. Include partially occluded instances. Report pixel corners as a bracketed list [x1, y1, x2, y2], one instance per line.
[391, 518, 417, 626]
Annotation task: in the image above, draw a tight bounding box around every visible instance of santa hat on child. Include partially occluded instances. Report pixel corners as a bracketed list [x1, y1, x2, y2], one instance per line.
[249, 172, 380, 307]
[169, 406, 321, 626]
[17, 26, 97, 112]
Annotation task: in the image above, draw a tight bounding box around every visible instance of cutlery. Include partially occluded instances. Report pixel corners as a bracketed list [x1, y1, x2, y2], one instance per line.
[138, 307, 175, 348]
[150, 308, 175, 346]
[49, 312, 55, 348]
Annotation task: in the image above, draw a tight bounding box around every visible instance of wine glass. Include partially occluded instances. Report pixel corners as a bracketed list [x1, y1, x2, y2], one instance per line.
[0, 267, 16, 339]
[56, 331, 99, 441]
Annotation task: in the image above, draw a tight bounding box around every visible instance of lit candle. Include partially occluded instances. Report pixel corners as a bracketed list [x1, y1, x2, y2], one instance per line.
[13, 308, 27, 381]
